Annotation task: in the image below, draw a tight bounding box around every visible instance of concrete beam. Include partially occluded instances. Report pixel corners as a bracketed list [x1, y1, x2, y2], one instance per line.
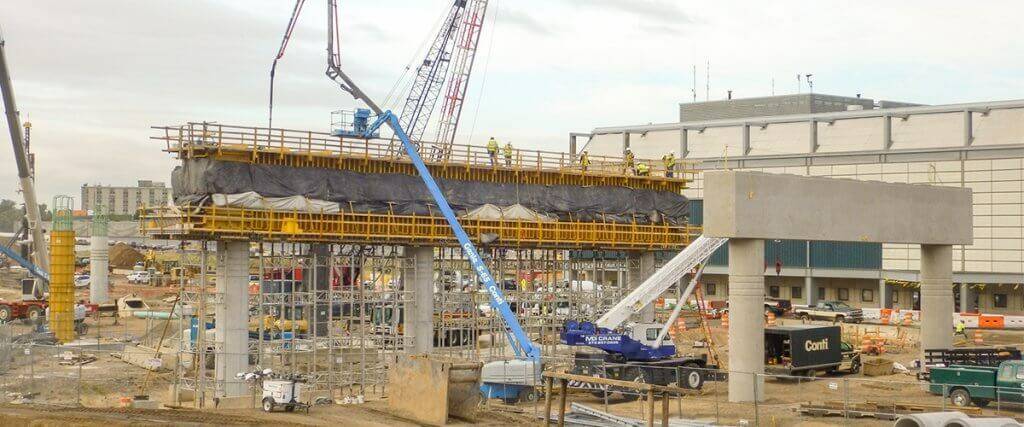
[215, 240, 249, 397]
[407, 247, 434, 354]
[703, 171, 973, 245]
[727, 238, 765, 403]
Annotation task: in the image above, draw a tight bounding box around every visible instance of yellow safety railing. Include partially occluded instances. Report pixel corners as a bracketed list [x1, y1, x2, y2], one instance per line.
[152, 123, 694, 186]
[140, 205, 700, 250]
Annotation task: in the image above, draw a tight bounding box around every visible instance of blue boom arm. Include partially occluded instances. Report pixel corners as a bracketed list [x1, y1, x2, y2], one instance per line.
[0, 243, 48, 282]
[364, 111, 540, 361]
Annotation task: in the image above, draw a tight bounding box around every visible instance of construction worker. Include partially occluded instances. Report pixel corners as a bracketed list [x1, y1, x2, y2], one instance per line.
[662, 151, 677, 178]
[486, 137, 499, 165]
[579, 150, 591, 172]
[624, 149, 635, 174]
[955, 319, 969, 340]
[635, 162, 650, 176]
[74, 300, 87, 335]
[503, 141, 514, 167]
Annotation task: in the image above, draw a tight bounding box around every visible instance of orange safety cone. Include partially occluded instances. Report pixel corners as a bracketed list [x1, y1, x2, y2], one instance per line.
[721, 311, 729, 329]
[766, 311, 777, 326]
[973, 330, 984, 345]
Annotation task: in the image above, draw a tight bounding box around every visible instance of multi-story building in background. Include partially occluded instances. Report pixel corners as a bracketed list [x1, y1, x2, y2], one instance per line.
[580, 94, 1024, 314]
[80, 180, 170, 216]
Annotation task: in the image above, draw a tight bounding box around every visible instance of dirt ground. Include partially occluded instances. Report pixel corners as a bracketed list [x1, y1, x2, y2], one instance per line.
[4, 268, 1024, 425]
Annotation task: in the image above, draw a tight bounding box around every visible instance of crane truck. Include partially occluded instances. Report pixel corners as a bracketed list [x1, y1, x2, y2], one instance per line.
[561, 236, 729, 394]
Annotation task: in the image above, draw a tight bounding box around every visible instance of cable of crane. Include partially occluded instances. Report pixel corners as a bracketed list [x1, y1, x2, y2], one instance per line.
[268, 0, 307, 129]
[463, 0, 500, 148]
[382, 1, 459, 110]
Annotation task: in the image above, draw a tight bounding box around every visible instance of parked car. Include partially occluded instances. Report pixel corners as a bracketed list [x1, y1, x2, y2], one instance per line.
[764, 297, 792, 316]
[74, 274, 90, 289]
[127, 271, 152, 284]
[794, 301, 863, 323]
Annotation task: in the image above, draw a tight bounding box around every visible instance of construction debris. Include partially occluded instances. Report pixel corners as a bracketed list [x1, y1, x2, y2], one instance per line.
[56, 351, 97, 366]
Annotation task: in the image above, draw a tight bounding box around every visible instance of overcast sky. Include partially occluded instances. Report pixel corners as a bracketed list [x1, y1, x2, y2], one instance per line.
[0, 0, 1022, 204]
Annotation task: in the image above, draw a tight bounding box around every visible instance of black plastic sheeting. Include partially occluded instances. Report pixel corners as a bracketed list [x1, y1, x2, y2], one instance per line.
[172, 159, 689, 224]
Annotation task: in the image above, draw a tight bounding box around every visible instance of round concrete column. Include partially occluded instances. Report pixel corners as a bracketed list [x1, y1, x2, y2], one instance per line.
[727, 238, 765, 403]
[920, 244, 953, 359]
[89, 235, 109, 304]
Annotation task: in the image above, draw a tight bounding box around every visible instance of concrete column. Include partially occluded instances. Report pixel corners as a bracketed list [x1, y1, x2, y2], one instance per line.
[804, 276, 816, 306]
[920, 244, 954, 357]
[959, 283, 977, 313]
[406, 246, 434, 354]
[215, 240, 249, 397]
[882, 115, 893, 150]
[628, 252, 657, 322]
[880, 279, 894, 309]
[309, 245, 330, 337]
[88, 235, 109, 304]
[727, 238, 765, 403]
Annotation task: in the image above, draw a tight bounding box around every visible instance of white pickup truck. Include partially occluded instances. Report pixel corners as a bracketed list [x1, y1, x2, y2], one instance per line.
[793, 301, 863, 323]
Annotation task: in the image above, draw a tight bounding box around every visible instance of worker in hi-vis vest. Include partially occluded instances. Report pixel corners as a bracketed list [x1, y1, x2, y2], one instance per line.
[503, 142, 514, 167]
[579, 151, 591, 172]
[624, 149, 635, 174]
[486, 137, 499, 165]
[662, 151, 676, 178]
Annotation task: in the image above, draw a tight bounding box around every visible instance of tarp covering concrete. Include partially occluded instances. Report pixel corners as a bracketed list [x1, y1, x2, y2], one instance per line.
[172, 158, 689, 224]
[463, 203, 557, 222]
[211, 192, 341, 214]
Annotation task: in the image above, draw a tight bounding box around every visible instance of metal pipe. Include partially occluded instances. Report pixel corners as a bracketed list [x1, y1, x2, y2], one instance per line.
[0, 33, 49, 293]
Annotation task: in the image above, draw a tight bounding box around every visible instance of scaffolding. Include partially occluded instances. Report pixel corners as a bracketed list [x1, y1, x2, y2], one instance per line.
[140, 205, 698, 250]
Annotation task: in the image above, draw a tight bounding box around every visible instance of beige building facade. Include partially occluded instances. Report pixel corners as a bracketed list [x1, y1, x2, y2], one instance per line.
[581, 98, 1024, 314]
[81, 180, 170, 216]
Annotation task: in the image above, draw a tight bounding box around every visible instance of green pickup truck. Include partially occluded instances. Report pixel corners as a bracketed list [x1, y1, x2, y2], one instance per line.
[929, 360, 1024, 407]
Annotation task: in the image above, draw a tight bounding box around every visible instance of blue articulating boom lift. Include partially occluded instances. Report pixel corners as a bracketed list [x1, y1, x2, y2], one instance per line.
[316, 0, 540, 404]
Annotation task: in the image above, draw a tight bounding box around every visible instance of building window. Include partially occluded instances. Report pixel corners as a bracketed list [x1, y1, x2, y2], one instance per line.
[817, 287, 826, 301]
[995, 294, 1008, 308]
[861, 289, 874, 302]
[768, 286, 780, 298]
[838, 288, 849, 301]
[704, 283, 716, 296]
[791, 286, 803, 299]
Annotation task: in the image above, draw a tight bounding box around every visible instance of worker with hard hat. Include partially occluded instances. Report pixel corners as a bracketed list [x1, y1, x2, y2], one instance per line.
[662, 151, 677, 178]
[486, 137, 499, 166]
[624, 149, 636, 174]
[636, 161, 650, 176]
[503, 141, 514, 167]
[579, 150, 591, 172]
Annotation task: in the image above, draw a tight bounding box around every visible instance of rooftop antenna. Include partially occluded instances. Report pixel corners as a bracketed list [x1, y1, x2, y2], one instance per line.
[805, 74, 814, 93]
[691, 64, 697, 102]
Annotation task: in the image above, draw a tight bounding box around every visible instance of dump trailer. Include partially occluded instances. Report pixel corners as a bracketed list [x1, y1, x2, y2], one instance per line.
[929, 360, 1024, 407]
[764, 325, 845, 376]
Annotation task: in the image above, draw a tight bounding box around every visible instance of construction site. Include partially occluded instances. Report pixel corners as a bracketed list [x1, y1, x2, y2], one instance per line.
[1, 2, 1024, 427]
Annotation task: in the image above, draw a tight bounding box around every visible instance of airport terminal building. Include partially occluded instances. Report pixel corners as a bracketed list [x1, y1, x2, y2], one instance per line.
[580, 94, 1024, 314]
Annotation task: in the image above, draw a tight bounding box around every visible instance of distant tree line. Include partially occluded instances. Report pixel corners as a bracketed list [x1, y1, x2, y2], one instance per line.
[0, 198, 52, 232]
